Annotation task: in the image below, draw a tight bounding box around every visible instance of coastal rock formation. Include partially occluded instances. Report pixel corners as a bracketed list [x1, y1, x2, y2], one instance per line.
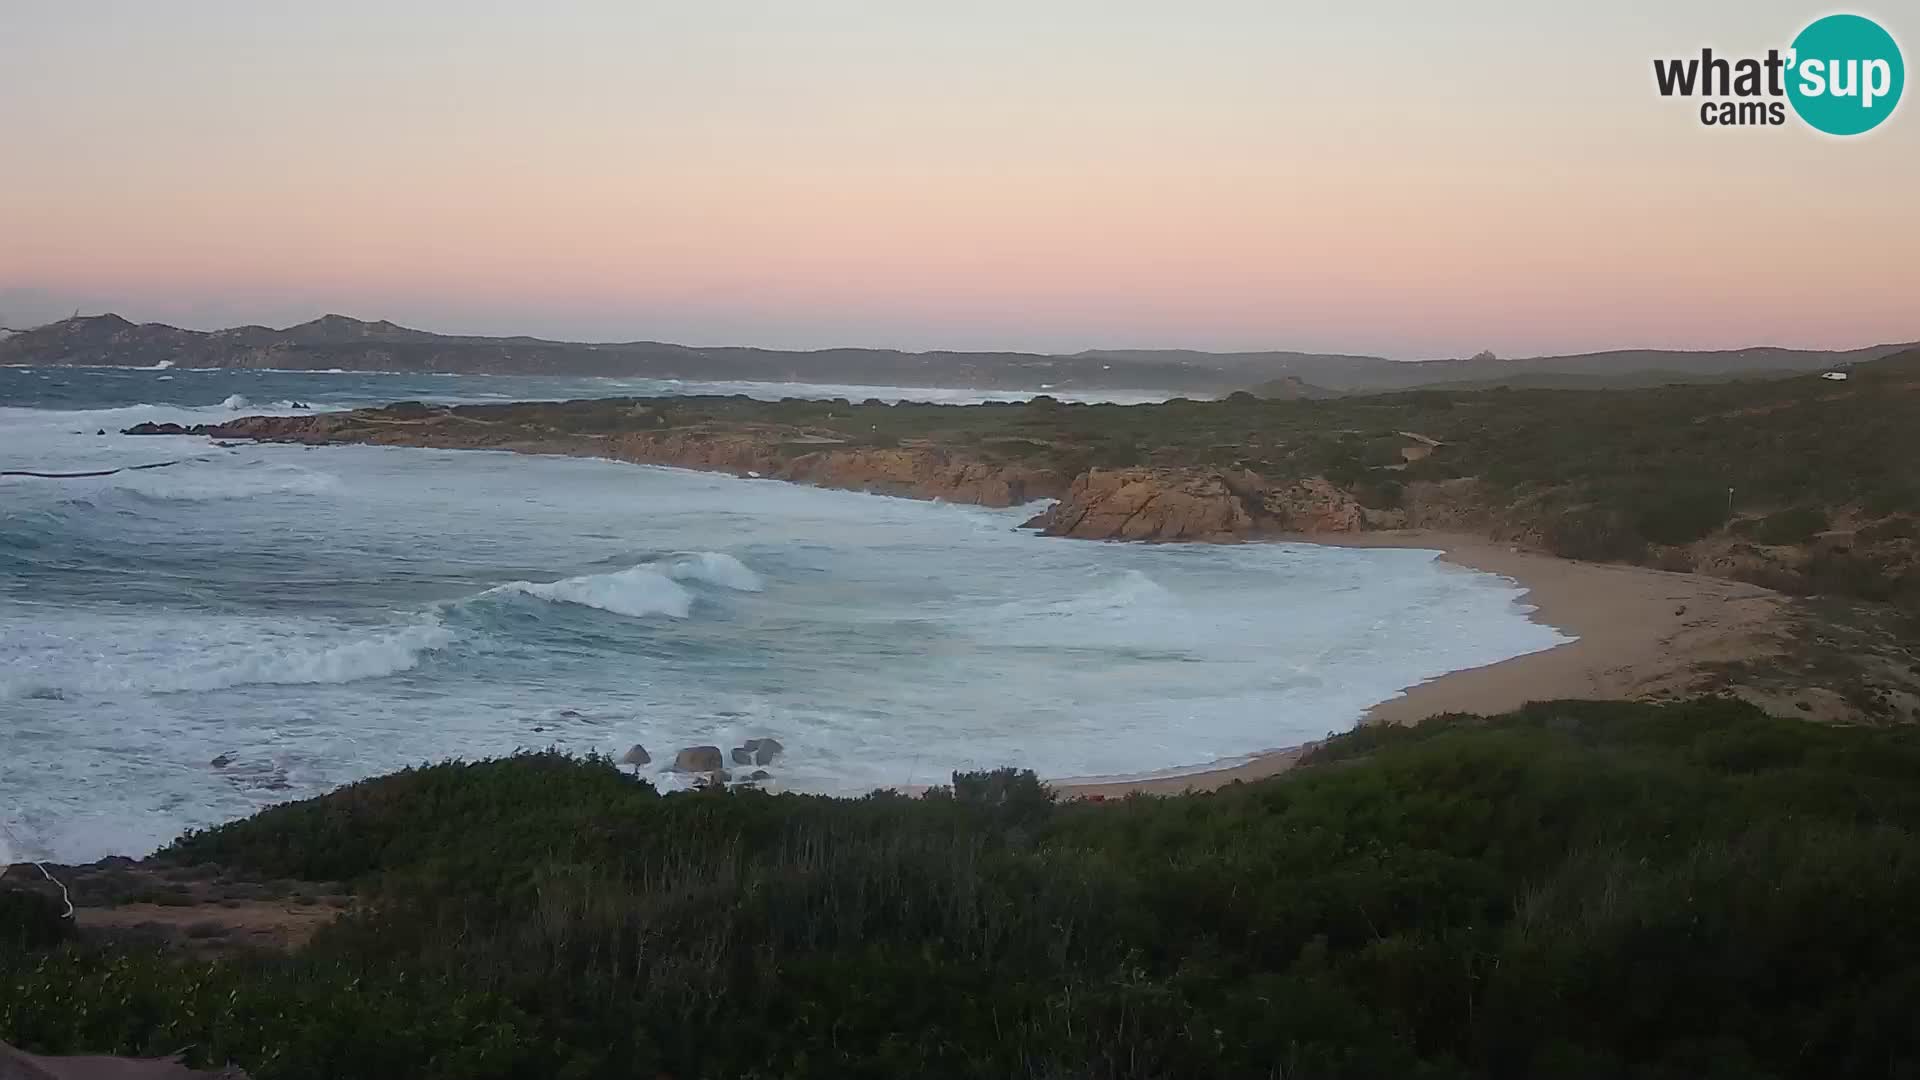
[131, 408, 1385, 544]
[602, 429, 1061, 507]
[670, 746, 724, 773]
[142, 410, 1067, 509]
[1019, 468, 1366, 542]
[1265, 475, 1367, 533]
[1023, 468, 1260, 541]
[731, 739, 784, 766]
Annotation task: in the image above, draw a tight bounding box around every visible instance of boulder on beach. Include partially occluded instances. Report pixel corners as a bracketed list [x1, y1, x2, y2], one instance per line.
[730, 746, 753, 765]
[619, 745, 651, 770]
[748, 769, 771, 781]
[671, 745, 724, 773]
[742, 737, 784, 766]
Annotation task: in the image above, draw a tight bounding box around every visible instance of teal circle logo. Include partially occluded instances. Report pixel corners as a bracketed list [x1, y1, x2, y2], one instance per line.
[1786, 14, 1904, 135]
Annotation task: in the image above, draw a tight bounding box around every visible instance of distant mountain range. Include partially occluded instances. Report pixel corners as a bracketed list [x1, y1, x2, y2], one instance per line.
[2, 313, 1912, 395]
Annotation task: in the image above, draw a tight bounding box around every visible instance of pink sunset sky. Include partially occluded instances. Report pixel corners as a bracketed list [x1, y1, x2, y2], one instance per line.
[2, 2, 1915, 358]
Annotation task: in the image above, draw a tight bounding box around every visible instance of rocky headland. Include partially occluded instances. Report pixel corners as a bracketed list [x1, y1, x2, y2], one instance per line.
[128, 404, 1366, 543]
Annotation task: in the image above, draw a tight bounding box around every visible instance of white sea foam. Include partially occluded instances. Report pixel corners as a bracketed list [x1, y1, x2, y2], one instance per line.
[187, 620, 455, 691]
[658, 551, 764, 592]
[489, 553, 762, 619]
[221, 393, 249, 409]
[117, 463, 340, 501]
[493, 566, 697, 619]
[0, 615, 456, 700]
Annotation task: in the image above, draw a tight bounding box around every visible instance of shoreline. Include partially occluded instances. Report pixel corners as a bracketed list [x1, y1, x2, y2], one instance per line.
[110, 417, 1795, 804]
[1051, 530, 1786, 798]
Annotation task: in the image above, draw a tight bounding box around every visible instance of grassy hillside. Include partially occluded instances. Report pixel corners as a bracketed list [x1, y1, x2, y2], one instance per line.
[5, 698, 1919, 1078]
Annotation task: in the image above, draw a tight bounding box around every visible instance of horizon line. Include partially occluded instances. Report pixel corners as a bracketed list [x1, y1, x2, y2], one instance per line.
[16, 311, 1919, 367]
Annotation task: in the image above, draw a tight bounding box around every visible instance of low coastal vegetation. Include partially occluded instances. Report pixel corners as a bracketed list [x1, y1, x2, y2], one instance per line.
[141, 347, 1920, 619]
[5, 697, 1919, 1078]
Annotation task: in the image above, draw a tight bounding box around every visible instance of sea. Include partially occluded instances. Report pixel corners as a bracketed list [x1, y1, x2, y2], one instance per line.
[0, 365, 1570, 863]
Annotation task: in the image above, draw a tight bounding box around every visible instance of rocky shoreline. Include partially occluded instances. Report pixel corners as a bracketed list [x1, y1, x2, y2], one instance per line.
[126, 406, 1377, 544]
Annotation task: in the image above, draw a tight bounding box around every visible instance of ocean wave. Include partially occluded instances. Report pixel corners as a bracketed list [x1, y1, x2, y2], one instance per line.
[939, 569, 1196, 654]
[118, 463, 340, 501]
[485, 552, 762, 619]
[1061, 569, 1175, 614]
[1001, 569, 1177, 620]
[492, 565, 695, 618]
[658, 551, 764, 592]
[0, 618, 456, 700]
[221, 393, 249, 410]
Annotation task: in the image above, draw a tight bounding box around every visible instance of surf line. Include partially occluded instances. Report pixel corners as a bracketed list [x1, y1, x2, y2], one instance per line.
[1, 459, 194, 479]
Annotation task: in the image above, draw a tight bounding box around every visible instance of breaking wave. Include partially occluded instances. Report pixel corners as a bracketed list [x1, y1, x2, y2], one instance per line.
[658, 551, 764, 592]
[493, 566, 696, 619]
[486, 552, 762, 620]
[0, 618, 456, 700]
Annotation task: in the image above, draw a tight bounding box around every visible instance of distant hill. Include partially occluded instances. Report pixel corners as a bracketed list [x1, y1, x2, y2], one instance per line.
[1242, 375, 1337, 400]
[2, 312, 1912, 394]
[1241, 346, 1911, 395]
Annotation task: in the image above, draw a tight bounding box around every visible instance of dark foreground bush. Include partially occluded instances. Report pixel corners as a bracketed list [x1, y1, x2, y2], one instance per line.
[4, 699, 1918, 1079]
[0, 888, 71, 951]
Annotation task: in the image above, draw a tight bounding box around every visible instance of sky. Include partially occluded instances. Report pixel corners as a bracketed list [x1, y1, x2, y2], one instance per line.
[1, 2, 1915, 358]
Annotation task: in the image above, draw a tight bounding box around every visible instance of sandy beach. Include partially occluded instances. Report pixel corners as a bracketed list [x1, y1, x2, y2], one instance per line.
[1053, 531, 1786, 798]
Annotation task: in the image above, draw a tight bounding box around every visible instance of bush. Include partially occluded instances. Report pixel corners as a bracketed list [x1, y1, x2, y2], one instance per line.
[1754, 506, 1831, 545]
[1544, 507, 1647, 562]
[1635, 486, 1732, 546]
[5, 703, 1919, 1078]
[0, 888, 71, 951]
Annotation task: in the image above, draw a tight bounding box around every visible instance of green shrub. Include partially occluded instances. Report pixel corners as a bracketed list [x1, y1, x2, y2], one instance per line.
[0, 888, 71, 951]
[1635, 486, 1732, 545]
[1544, 507, 1647, 562]
[7, 702, 1919, 1078]
[1755, 506, 1831, 545]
